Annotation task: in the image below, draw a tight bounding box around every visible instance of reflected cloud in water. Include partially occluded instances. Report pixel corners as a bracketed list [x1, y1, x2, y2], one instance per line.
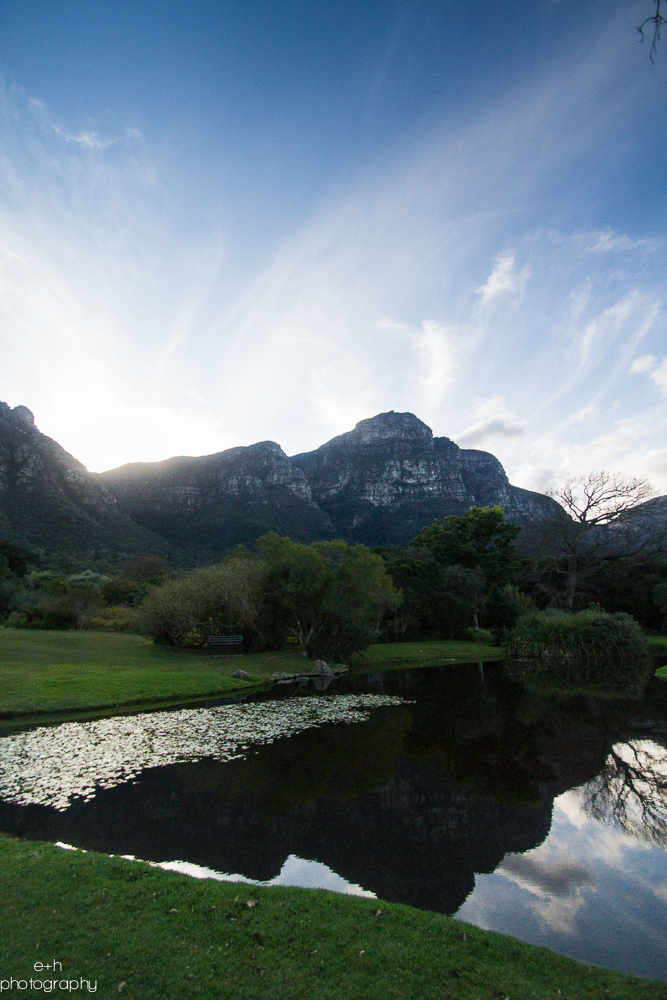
[497, 853, 595, 898]
[456, 772, 667, 980]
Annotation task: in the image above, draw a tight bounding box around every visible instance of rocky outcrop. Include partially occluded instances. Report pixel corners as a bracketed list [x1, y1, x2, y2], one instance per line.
[0, 402, 166, 562]
[291, 411, 564, 545]
[100, 441, 334, 561]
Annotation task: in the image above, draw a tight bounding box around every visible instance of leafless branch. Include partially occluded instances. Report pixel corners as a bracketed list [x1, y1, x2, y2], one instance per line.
[553, 471, 655, 526]
[638, 0, 666, 63]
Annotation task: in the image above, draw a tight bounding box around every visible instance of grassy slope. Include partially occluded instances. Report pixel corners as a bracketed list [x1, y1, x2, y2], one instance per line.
[1, 838, 664, 1000]
[0, 630, 503, 718]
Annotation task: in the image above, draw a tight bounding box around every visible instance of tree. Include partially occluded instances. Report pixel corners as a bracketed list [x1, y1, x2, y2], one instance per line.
[547, 471, 659, 610]
[257, 533, 400, 660]
[556, 471, 654, 527]
[373, 548, 470, 641]
[0, 541, 28, 618]
[0, 541, 28, 578]
[412, 507, 521, 588]
[409, 507, 521, 633]
[116, 554, 171, 585]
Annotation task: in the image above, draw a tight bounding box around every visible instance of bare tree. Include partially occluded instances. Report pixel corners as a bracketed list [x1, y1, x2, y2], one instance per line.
[638, 0, 666, 63]
[556, 471, 655, 528]
[547, 471, 657, 610]
[517, 472, 663, 610]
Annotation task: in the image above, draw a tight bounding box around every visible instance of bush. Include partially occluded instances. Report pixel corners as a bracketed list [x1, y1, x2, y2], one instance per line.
[100, 576, 150, 607]
[504, 607, 648, 661]
[4, 572, 103, 629]
[139, 558, 264, 647]
[483, 584, 533, 644]
[0, 541, 28, 578]
[83, 607, 141, 633]
[5, 608, 78, 630]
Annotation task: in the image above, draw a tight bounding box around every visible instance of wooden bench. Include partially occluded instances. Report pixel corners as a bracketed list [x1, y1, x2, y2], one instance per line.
[207, 635, 243, 655]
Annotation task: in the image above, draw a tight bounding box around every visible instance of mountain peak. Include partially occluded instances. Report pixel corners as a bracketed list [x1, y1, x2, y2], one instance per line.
[11, 405, 35, 426]
[333, 411, 433, 447]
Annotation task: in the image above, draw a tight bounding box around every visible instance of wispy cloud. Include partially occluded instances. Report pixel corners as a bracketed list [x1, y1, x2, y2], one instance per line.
[57, 128, 118, 150]
[570, 403, 600, 423]
[588, 229, 661, 253]
[627, 352, 667, 398]
[475, 253, 529, 304]
[0, 4, 665, 489]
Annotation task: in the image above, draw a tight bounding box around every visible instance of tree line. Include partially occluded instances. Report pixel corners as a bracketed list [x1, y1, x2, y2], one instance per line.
[1, 469, 665, 657]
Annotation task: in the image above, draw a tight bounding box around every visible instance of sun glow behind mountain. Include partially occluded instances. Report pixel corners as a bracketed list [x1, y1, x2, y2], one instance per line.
[0, 1, 665, 492]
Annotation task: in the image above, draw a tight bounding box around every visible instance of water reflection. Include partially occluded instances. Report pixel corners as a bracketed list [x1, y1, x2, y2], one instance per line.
[1, 660, 666, 978]
[0, 694, 408, 811]
[456, 783, 667, 981]
[156, 854, 377, 897]
[582, 739, 667, 847]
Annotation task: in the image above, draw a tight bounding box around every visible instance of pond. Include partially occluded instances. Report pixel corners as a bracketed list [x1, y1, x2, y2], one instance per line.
[1, 659, 666, 981]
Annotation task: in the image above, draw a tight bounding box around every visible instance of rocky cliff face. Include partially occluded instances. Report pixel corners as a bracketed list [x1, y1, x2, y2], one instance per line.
[0, 402, 165, 562]
[100, 441, 334, 561]
[1, 402, 568, 562]
[291, 411, 564, 545]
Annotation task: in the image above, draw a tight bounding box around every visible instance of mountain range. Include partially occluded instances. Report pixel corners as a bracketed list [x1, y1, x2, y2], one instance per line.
[0, 401, 568, 566]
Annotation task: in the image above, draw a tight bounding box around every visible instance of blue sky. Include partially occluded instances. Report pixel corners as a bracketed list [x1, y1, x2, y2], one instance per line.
[1, 1, 666, 493]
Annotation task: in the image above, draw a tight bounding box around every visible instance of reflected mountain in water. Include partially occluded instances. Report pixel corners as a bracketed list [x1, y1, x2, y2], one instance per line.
[1, 660, 666, 916]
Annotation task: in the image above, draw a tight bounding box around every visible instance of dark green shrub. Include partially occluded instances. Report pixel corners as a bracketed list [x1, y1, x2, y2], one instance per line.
[84, 607, 141, 632]
[0, 541, 28, 578]
[101, 576, 149, 607]
[139, 558, 263, 647]
[5, 572, 103, 629]
[505, 607, 648, 660]
[483, 584, 533, 643]
[6, 608, 78, 629]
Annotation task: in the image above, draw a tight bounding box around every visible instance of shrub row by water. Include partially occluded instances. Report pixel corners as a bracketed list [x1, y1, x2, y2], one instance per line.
[504, 607, 648, 661]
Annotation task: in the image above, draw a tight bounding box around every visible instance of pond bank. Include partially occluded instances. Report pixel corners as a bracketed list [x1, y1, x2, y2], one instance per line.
[3, 627, 661, 725]
[0, 629, 502, 723]
[1, 835, 664, 1000]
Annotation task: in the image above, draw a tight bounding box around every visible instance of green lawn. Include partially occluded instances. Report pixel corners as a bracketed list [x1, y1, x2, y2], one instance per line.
[0, 630, 505, 720]
[351, 635, 503, 668]
[0, 836, 662, 1000]
[0, 629, 306, 718]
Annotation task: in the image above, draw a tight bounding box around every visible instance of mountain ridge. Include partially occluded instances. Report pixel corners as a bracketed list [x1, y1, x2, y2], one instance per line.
[0, 401, 171, 565]
[1, 403, 569, 564]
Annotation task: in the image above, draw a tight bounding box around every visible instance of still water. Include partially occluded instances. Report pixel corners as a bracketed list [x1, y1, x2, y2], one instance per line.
[1, 661, 666, 980]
